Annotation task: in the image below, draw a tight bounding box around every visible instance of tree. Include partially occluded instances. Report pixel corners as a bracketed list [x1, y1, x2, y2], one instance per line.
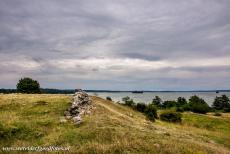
[16, 77, 40, 93]
[152, 96, 162, 108]
[136, 103, 147, 113]
[188, 95, 210, 114]
[160, 111, 182, 123]
[176, 97, 187, 107]
[122, 96, 135, 107]
[144, 104, 158, 121]
[212, 95, 230, 111]
[162, 100, 177, 109]
[106, 96, 112, 101]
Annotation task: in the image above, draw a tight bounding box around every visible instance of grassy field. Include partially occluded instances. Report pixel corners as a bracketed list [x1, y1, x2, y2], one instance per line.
[0, 94, 230, 153]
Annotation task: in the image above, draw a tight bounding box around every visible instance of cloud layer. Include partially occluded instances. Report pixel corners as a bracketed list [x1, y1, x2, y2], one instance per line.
[1, 0, 230, 90]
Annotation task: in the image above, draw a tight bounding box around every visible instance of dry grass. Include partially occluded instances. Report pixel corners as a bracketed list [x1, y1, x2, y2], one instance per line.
[0, 94, 230, 153]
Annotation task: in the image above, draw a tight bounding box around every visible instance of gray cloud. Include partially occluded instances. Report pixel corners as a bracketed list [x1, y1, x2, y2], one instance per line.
[0, 0, 230, 90]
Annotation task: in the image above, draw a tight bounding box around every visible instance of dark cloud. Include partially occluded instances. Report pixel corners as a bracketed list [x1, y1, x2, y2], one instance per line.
[0, 0, 230, 90]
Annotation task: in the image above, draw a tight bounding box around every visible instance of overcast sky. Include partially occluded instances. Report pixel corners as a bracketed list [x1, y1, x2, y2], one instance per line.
[0, 0, 230, 90]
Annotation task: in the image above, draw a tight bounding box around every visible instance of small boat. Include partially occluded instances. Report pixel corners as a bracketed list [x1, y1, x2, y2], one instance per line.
[132, 91, 144, 94]
[216, 91, 219, 94]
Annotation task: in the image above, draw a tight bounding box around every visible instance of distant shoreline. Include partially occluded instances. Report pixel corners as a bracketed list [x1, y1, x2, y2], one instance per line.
[1, 88, 230, 94]
[86, 90, 230, 93]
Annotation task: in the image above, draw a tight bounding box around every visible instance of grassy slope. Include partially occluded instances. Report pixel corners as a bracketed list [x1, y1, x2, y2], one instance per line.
[0, 94, 229, 154]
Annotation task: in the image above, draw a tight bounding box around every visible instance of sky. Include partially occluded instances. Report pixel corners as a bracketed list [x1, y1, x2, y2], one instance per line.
[0, 0, 230, 90]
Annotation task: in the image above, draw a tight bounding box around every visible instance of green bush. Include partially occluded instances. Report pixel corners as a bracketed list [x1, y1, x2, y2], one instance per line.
[176, 107, 184, 112]
[223, 108, 230, 113]
[106, 96, 112, 101]
[162, 100, 177, 109]
[176, 97, 187, 107]
[160, 111, 182, 123]
[136, 103, 147, 113]
[122, 96, 135, 107]
[188, 95, 210, 114]
[212, 95, 230, 111]
[144, 104, 158, 121]
[183, 103, 191, 111]
[152, 96, 162, 108]
[16, 77, 40, 94]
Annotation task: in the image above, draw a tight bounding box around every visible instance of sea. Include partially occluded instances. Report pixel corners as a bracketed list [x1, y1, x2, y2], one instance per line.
[87, 91, 230, 106]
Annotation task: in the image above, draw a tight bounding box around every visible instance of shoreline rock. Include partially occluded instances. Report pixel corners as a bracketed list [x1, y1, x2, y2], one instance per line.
[64, 90, 94, 125]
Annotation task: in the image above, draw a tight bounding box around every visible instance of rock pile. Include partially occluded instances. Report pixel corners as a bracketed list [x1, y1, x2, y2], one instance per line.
[64, 90, 93, 124]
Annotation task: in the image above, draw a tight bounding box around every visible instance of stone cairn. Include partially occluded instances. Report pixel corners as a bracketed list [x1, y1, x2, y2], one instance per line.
[64, 90, 93, 125]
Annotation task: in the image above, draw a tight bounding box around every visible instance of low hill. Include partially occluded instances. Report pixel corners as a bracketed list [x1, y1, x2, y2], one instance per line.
[0, 94, 229, 153]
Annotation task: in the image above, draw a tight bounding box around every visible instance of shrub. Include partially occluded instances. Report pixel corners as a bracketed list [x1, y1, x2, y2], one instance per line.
[106, 96, 112, 101]
[188, 95, 210, 114]
[176, 107, 184, 112]
[176, 97, 187, 107]
[152, 96, 162, 108]
[160, 111, 182, 123]
[223, 108, 230, 113]
[122, 96, 130, 102]
[212, 95, 230, 111]
[136, 103, 146, 113]
[16, 77, 40, 94]
[190, 103, 210, 114]
[183, 104, 191, 111]
[162, 100, 177, 109]
[144, 104, 158, 121]
[122, 96, 135, 107]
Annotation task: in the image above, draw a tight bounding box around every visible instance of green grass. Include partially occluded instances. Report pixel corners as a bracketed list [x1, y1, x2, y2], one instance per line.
[0, 94, 230, 153]
[182, 112, 230, 148]
[182, 112, 230, 133]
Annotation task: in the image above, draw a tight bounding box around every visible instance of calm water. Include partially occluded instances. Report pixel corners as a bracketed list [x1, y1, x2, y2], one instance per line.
[88, 92, 230, 106]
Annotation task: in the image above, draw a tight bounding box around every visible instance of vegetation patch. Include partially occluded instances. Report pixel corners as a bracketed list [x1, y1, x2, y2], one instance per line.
[16, 77, 41, 94]
[106, 96, 112, 101]
[0, 102, 21, 110]
[212, 95, 230, 112]
[136, 103, 146, 113]
[34, 100, 48, 105]
[176, 107, 184, 112]
[0, 94, 230, 153]
[162, 100, 177, 109]
[144, 104, 158, 121]
[0, 122, 44, 141]
[182, 112, 230, 133]
[160, 111, 182, 123]
[122, 97, 158, 121]
[122, 96, 135, 107]
[187, 95, 210, 114]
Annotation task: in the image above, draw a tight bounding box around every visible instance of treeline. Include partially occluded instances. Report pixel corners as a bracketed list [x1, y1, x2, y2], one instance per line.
[0, 77, 77, 94]
[40, 89, 75, 94]
[150, 95, 230, 113]
[0, 89, 17, 94]
[0, 88, 75, 94]
[106, 95, 230, 123]
[120, 95, 230, 114]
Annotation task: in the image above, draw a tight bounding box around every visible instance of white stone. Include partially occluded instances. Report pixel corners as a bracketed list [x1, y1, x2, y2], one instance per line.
[72, 115, 82, 124]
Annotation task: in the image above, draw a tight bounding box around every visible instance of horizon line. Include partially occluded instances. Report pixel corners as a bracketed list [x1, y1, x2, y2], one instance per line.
[1, 88, 230, 92]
